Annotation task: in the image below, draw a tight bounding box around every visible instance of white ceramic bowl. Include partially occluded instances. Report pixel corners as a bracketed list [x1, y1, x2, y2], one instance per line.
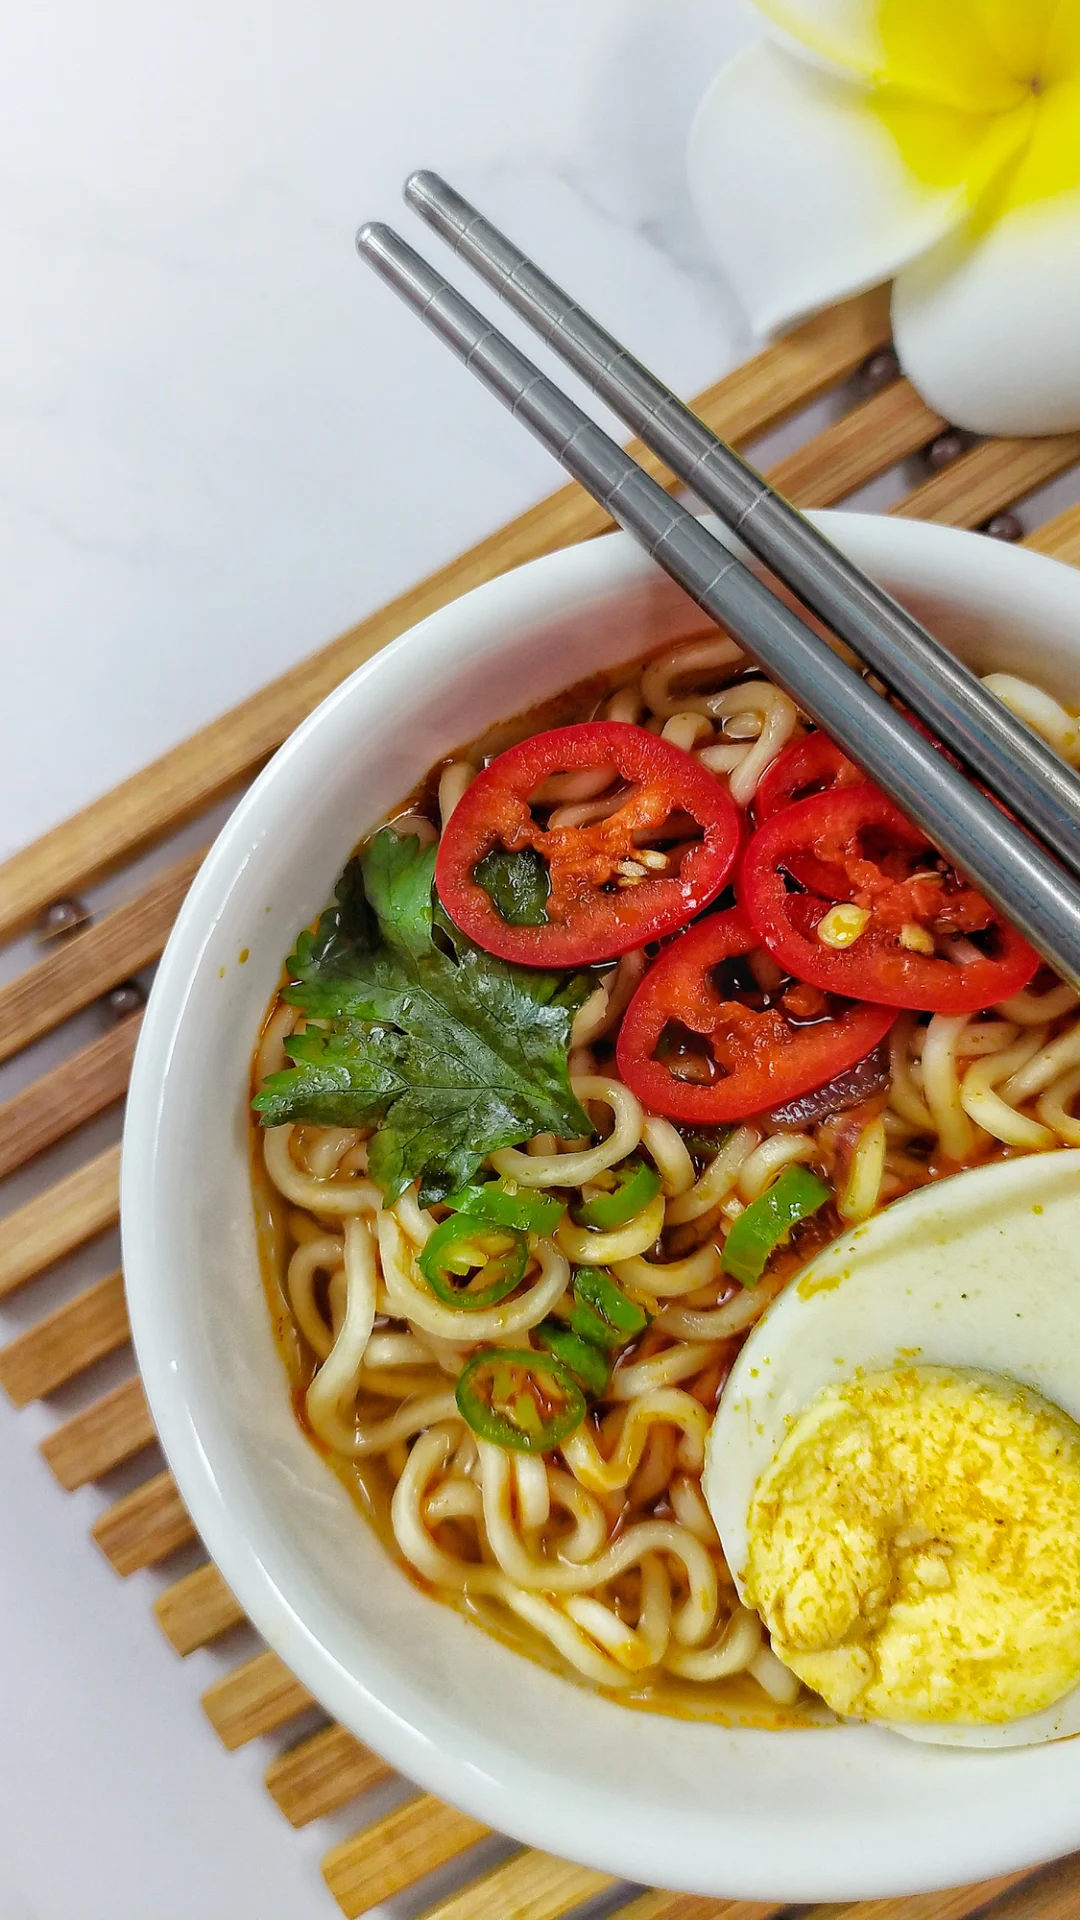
[124, 513, 1080, 1903]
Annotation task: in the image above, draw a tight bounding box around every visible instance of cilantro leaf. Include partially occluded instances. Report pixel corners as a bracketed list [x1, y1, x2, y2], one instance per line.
[472, 845, 550, 927]
[252, 829, 591, 1203]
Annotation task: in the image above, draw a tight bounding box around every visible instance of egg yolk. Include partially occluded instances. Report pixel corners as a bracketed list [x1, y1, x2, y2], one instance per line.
[744, 1366, 1080, 1725]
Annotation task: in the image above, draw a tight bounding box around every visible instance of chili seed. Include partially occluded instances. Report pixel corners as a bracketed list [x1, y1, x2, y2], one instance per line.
[899, 922, 936, 955]
[816, 904, 871, 950]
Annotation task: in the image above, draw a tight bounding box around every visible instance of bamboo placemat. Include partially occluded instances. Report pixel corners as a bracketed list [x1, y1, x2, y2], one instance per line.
[4, 282, 1080, 1920]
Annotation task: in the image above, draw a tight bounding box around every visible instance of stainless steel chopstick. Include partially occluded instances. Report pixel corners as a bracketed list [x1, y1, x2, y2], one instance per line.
[403, 169, 1080, 886]
[355, 218, 1080, 990]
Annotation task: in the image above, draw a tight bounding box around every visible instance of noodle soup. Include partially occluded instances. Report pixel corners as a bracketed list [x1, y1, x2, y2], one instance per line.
[251, 629, 1080, 1724]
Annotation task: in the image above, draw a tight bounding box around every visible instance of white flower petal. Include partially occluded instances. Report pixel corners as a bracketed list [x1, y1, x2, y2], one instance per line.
[750, 0, 883, 78]
[687, 40, 1026, 337]
[752, 0, 1046, 108]
[894, 192, 1080, 436]
[894, 66, 1080, 436]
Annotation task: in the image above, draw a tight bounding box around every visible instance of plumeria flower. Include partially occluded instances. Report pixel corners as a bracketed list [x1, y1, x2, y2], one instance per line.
[688, 0, 1080, 434]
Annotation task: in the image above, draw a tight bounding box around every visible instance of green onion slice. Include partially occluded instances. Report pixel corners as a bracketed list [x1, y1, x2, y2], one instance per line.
[418, 1215, 528, 1310]
[455, 1346, 586, 1452]
[569, 1265, 649, 1351]
[721, 1165, 830, 1288]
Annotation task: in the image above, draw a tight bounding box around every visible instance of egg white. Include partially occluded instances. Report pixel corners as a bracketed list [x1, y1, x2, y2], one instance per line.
[704, 1149, 1080, 1748]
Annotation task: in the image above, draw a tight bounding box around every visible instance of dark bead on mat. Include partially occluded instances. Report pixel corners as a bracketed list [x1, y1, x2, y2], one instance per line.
[925, 429, 965, 471]
[106, 979, 146, 1020]
[37, 896, 90, 941]
[860, 347, 900, 394]
[984, 512, 1024, 543]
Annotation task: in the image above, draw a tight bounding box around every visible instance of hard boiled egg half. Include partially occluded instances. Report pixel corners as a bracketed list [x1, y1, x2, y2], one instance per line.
[704, 1151, 1080, 1748]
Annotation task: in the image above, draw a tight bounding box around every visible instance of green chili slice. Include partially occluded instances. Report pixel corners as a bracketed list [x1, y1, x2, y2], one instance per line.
[569, 1265, 649, 1351]
[534, 1319, 610, 1396]
[572, 1159, 661, 1231]
[455, 1346, 586, 1452]
[418, 1215, 528, 1310]
[443, 1178, 564, 1236]
[721, 1165, 830, 1288]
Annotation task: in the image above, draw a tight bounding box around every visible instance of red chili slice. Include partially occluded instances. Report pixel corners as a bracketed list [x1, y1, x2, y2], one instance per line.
[615, 907, 897, 1123]
[436, 722, 741, 966]
[739, 785, 1039, 1013]
[754, 733, 865, 896]
[754, 733, 863, 822]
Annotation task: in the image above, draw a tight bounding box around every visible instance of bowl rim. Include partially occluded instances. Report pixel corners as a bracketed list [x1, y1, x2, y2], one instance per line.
[123, 510, 1080, 1901]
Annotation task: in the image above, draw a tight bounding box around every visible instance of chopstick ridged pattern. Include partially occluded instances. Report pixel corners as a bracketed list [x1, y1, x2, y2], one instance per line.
[4, 278, 1080, 1918]
[401, 171, 1080, 885]
[356, 215, 1080, 989]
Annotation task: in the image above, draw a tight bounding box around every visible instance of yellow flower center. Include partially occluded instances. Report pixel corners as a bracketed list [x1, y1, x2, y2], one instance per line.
[761, 0, 1080, 220]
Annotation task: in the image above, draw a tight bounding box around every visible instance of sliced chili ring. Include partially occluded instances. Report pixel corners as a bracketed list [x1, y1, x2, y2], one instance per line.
[754, 734, 865, 897]
[615, 907, 897, 1123]
[754, 733, 863, 822]
[444, 1178, 565, 1236]
[569, 1266, 649, 1349]
[739, 785, 1040, 1013]
[721, 1165, 831, 1287]
[571, 1159, 661, 1230]
[434, 721, 741, 967]
[418, 1216, 528, 1310]
[455, 1346, 586, 1451]
[534, 1320, 610, 1395]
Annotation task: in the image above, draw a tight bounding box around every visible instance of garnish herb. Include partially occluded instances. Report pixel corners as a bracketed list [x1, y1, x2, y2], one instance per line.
[473, 845, 550, 927]
[252, 829, 590, 1203]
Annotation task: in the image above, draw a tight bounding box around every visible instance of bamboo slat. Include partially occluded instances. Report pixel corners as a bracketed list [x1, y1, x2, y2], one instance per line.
[982, 1856, 1080, 1917]
[154, 1562, 246, 1655]
[768, 378, 943, 508]
[265, 1725, 392, 1828]
[201, 1649, 314, 1750]
[0, 288, 890, 944]
[1024, 502, 1080, 567]
[807, 1870, 1038, 1920]
[417, 1851, 612, 1920]
[322, 1795, 491, 1919]
[0, 848, 202, 1066]
[9, 287, 1080, 1920]
[40, 1376, 153, 1489]
[0, 1145, 121, 1300]
[0, 1017, 139, 1182]
[0, 1269, 129, 1405]
[608, 1894, 782, 1920]
[91, 1468, 195, 1574]
[891, 433, 1080, 528]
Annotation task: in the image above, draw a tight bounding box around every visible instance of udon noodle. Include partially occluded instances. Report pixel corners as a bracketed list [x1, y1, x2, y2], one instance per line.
[253, 633, 1080, 1720]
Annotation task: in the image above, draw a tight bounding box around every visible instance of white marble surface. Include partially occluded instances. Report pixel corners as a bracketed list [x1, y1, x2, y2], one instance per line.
[0, 3, 758, 1916]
